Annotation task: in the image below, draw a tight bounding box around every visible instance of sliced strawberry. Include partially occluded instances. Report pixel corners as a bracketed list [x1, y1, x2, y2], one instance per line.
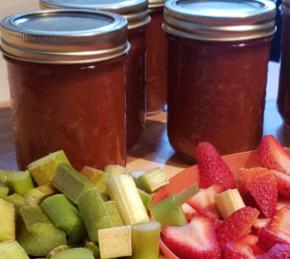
[217, 207, 259, 248]
[223, 240, 255, 259]
[272, 170, 290, 198]
[196, 142, 235, 190]
[162, 215, 221, 259]
[252, 218, 270, 233]
[182, 203, 197, 222]
[258, 228, 290, 252]
[269, 207, 290, 238]
[259, 135, 290, 175]
[187, 185, 222, 219]
[238, 167, 278, 218]
[257, 244, 290, 259]
[277, 199, 290, 210]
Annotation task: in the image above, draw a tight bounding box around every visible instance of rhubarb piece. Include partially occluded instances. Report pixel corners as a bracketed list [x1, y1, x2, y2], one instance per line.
[0, 170, 9, 185]
[0, 241, 29, 259]
[18, 206, 66, 256]
[217, 207, 260, 248]
[47, 245, 69, 258]
[259, 135, 290, 174]
[0, 186, 9, 197]
[132, 221, 161, 259]
[196, 142, 235, 190]
[107, 174, 149, 225]
[162, 216, 221, 259]
[80, 167, 108, 196]
[215, 189, 245, 219]
[98, 225, 132, 259]
[129, 170, 146, 186]
[258, 243, 290, 258]
[41, 194, 85, 245]
[52, 163, 94, 204]
[77, 188, 113, 242]
[5, 193, 25, 212]
[138, 189, 152, 211]
[25, 184, 55, 206]
[8, 171, 34, 196]
[0, 198, 15, 241]
[28, 150, 70, 185]
[104, 165, 126, 176]
[238, 167, 278, 217]
[138, 168, 169, 193]
[150, 185, 198, 227]
[105, 201, 123, 227]
[51, 248, 94, 259]
[85, 241, 101, 259]
[187, 184, 222, 219]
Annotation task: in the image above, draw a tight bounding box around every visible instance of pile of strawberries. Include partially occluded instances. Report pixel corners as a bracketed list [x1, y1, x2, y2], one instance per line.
[161, 135, 290, 259]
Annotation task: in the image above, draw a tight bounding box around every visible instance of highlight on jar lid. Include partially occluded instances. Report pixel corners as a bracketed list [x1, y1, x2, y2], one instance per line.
[148, 0, 165, 9]
[39, 0, 150, 29]
[163, 0, 276, 41]
[281, 0, 290, 15]
[0, 9, 129, 64]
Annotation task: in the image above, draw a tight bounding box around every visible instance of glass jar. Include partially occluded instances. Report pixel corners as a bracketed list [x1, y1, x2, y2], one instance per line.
[146, 0, 167, 113]
[164, 0, 276, 162]
[1, 10, 129, 170]
[40, 0, 150, 149]
[278, 0, 290, 126]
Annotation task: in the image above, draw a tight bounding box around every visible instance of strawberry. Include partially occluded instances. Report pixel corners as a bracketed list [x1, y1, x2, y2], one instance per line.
[217, 207, 259, 248]
[238, 167, 278, 217]
[257, 244, 290, 259]
[162, 215, 221, 259]
[259, 135, 290, 175]
[223, 241, 255, 259]
[272, 170, 290, 198]
[258, 228, 290, 252]
[277, 199, 290, 210]
[269, 208, 290, 238]
[196, 142, 235, 190]
[252, 218, 270, 232]
[187, 185, 222, 219]
[181, 203, 197, 222]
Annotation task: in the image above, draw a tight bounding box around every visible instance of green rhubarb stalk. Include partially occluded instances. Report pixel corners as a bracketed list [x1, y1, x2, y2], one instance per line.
[138, 168, 169, 193]
[41, 194, 85, 245]
[28, 150, 71, 185]
[150, 185, 198, 227]
[0, 187, 9, 197]
[25, 184, 55, 206]
[46, 245, 69, 259]
[85, 241, 101, 259]
[0, 198, 15, 241]
[5, 193, 25, 213]
[9, 171, 34, 196]
[51, 248, 94, 259]
[105, 201, 123, 227]
[52, 164, 94, 204]
[129, 170, 146, 187]
[77, 188, 113, 242]
[138, 189, 152, 211]
[132, 221, 161, 259]
[0, 241, 29, 259]
[104, 165, 126, 176]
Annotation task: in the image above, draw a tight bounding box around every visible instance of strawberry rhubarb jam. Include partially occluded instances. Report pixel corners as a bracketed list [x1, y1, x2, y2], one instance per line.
[40, 0, 150, 150]
[146, 0, 167, 113]
[1, 10, 129, 170]
[278, 0, 290, 127]
[163, 0, 276, 162]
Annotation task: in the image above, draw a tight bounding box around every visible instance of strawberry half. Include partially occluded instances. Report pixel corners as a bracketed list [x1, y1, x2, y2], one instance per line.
[259, 135, 290, 175]
[238, 167, 278, 218]
[258, 228, 290, 252]
[217, 207, 259, 248]
[182, 203, 197, 222]
[269, 207, 290, 238]
[272, 170, 290, 198]
[196, 142, 235, 190]
[257, 244, 290, 259]
[162, 215, 221, 259]
[187, 184, 222, 219]
[252, 218, 270, 233]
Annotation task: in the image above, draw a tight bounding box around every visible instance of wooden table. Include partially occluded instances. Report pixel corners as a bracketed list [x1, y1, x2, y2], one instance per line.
[0, 62, 288, 178]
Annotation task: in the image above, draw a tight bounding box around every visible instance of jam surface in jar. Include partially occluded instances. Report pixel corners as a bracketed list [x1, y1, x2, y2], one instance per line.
[1, 10, 129, 170]
[146, 6, 167, 113]
[278, 6, 290, 126]
[164, 0, 276, 162]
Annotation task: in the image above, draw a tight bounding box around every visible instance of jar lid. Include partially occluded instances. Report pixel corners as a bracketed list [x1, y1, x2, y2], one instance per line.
[163, 0, 276, 41]
[0, 9, 130, 64]
[39, 0, 150, 29]
[148, 0, 165, 9]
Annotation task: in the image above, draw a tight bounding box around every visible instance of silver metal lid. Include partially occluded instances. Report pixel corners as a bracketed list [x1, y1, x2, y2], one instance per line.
[0, 9, 129, 64]
[281, 0, 290, 15]
[163, 0, 276, 41]
[40, 0, 150, 29]
[148, 0, 165, 9]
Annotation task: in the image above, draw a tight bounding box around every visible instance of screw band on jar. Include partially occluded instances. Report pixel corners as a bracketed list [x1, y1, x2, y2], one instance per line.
[163, 0, 277, 41]
[39, 0, 151, 30]
[1, 9, 130, 64]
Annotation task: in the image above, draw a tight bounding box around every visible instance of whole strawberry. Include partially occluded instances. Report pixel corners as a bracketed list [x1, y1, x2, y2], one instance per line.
[197, 142, 235, 190]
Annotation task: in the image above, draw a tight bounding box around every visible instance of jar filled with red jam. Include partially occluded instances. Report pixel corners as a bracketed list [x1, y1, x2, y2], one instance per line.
[278, 0, 290, 127]
[0, 10, 130, 170]
[40, 0, 150, 149]
[146, 0, 167, 113]
[163, 0, 276, 162]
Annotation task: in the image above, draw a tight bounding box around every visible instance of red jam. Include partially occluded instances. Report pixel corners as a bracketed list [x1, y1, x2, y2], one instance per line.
[163, 0, 276, 162]
[1, 10, 129, 170]
[146, 7, 167, 113]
